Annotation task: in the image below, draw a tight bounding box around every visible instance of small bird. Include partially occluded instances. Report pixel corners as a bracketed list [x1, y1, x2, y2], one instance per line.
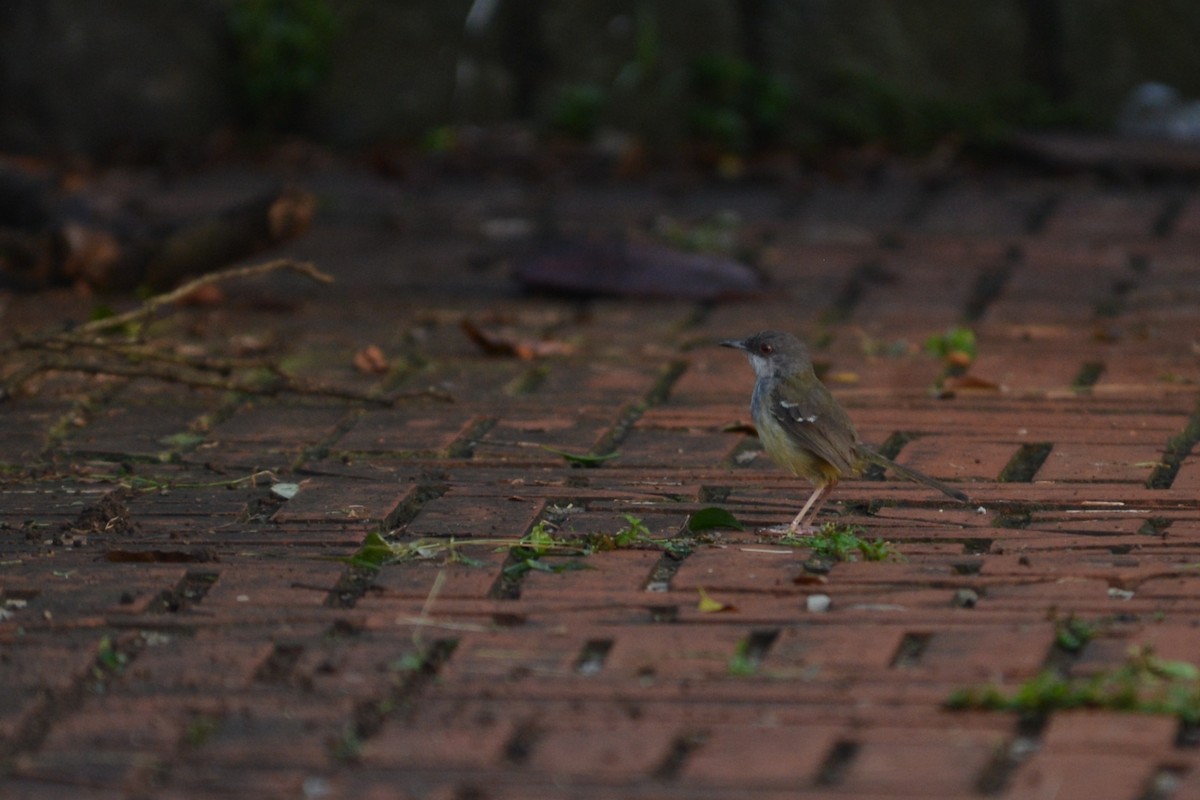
[721, 330, 969, 534]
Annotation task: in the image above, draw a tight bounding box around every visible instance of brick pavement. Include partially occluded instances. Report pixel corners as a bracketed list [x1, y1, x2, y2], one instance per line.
[3, 165, 1200, 798]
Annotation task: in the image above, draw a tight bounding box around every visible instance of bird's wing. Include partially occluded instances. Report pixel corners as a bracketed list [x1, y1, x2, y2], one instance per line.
[767, 378, 859, 475]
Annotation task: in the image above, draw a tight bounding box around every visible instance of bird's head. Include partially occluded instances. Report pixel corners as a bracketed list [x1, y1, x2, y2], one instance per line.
[719, 330, 811, 379]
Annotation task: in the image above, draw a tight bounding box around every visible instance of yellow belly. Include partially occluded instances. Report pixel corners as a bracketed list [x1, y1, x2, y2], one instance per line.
[755, 410, 842, 485]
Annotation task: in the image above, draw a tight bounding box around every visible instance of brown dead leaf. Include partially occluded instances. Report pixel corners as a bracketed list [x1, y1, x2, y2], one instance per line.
[946, 350, 974, 369]
[353, 345, 389, 374]
[941, 373, 1001, 393]
[461, 319, 576, 360]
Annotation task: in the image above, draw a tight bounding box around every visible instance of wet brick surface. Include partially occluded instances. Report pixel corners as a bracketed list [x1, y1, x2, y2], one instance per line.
[3, 165, 1200, 798]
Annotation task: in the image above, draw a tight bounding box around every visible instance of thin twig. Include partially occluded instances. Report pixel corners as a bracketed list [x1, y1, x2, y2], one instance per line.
[7, 357, 406, 405]
[0, 258, 459, 405]
[75, 258, 332, 337]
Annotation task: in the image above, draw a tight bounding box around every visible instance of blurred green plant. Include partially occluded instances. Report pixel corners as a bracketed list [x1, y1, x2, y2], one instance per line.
[947, 645, 1200, 723]
[688, 54, 791, 154]
[227, 0, 340, 130]
[924, 326, 977, 367]
[806, 65, 1087, 154]
[548, 83, 607, 140]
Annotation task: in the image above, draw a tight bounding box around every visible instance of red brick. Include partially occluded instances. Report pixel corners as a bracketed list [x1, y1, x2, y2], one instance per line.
[525, 723, 679, 779]
[359, 720, 514, 768]
[767, 626, 908, 674]
[838, 727, 1006, 796]
[199, 562, 345, 607]
[670, 544, 800, 593]
[914, 626, 1056, 681]
[1040, 711, 1177, 755]
[603, 626, 748, 680]
[1008, 752, 1157, 800]
[124, 635, 275, 690]
[333, 410, 482, 454]
[404, 492, 542, 539]
[271, 479, 411, 524]
[520, 549, 664, 599]
[681, 723, 842, 784]
[438, 630, 582, 682]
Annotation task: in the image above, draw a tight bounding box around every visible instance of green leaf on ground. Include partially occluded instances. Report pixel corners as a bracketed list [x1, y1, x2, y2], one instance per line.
[345, 531, 396, 569]
[158, 432, 207, 450]
[688, 506, 745, 531]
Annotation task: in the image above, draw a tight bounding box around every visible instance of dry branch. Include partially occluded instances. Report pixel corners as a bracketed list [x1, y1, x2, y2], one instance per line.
[1, 258, 450, 405]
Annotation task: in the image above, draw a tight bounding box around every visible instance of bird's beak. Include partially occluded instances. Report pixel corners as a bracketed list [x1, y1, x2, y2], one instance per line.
[719, 338, 747, 351]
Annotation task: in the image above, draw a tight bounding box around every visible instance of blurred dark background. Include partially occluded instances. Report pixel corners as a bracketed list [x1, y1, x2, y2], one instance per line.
[5, 0, 1200, 164]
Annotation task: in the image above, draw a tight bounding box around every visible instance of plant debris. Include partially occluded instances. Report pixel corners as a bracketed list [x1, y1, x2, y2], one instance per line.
[947, 645, 1200, 723]
[2, 259, 448, 405]
[781, 523, 900, 563]
[460, 318, 576, 359]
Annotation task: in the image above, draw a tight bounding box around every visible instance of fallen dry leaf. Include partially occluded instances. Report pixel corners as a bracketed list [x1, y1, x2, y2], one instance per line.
[946, 350, 974, 368]
[941, 373, 1001, 393]
[353, 344, 390, 374]
[461, 319, 576, 360]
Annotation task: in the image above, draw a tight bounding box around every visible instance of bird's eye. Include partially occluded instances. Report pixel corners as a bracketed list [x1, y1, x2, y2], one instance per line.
[759, 343, 774, 355]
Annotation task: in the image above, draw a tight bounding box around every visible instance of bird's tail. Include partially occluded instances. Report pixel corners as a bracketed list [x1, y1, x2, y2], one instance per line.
[859, 447, 971, 504]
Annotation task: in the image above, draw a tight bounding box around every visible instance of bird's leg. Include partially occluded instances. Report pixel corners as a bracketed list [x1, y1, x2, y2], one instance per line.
[786, 482, 833, 536]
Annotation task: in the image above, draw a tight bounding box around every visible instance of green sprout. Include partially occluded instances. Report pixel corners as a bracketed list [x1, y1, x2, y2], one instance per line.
[781, 523, 900, 562]
[94, 636, 128, 677]
[727, 639, 758, 677]
[947, 646, 1200, 724]
[924, 326, 977, 366]
[1054, 615, 1098, 654]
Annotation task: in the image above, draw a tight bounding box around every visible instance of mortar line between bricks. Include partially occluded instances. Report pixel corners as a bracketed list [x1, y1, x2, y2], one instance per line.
[1153, 191, 1189, 238]
[975, 720, 1043, 796]
[1147, 398, 1200, 489]
[861, 430, 917, 481]
[822, 257, 895, 325]
[294, 406, 366, 468]
[590, 359, 689, 458]
[963, 244, 1021, 322]
[444, 416, 499, 459]
[0, 630, 149, 764]
[1024, 192, 1059, 234]
[324, 482, 450, 608]
[335, 637, 459, 761]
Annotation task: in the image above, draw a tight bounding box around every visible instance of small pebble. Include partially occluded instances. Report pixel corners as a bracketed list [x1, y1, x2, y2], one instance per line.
[952, 589, 979, 608]
[806, 594, 831, 613]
